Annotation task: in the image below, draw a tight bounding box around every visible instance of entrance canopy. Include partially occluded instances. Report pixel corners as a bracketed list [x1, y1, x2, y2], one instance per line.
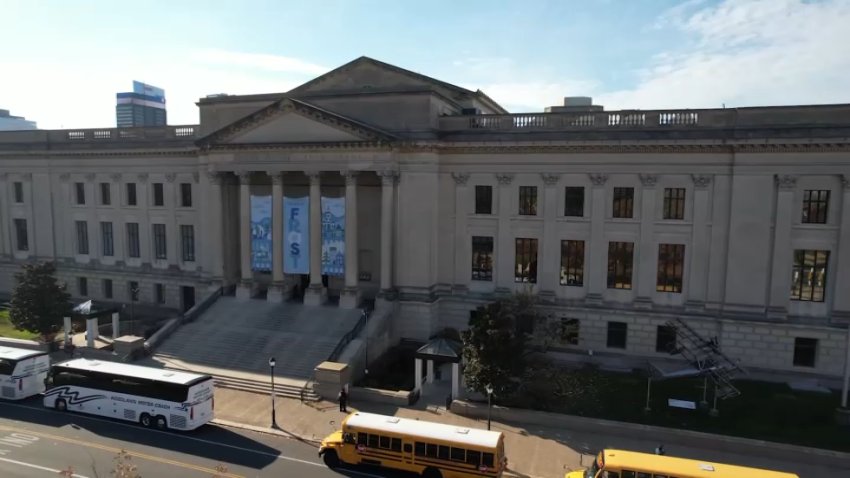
[415, 338, 462, 364]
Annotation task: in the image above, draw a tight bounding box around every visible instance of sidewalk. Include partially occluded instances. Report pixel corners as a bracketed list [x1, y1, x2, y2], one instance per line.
[212, 386, 582, 478]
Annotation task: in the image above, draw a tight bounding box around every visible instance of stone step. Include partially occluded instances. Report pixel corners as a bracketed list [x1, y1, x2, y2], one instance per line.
[213, 375, 320, 401]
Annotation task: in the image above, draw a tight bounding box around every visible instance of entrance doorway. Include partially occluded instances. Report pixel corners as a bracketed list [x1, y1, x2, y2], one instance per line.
[181, 286, 196, 312]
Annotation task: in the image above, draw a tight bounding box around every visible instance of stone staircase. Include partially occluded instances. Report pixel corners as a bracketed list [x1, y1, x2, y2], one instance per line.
[145, 297, 362, 402]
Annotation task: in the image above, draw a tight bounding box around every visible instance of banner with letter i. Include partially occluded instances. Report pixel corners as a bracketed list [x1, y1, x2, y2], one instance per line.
[284, 196, 309, 274]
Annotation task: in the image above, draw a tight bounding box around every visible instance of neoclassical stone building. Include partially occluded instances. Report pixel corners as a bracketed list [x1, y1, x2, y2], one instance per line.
[1, 57, 848, 378]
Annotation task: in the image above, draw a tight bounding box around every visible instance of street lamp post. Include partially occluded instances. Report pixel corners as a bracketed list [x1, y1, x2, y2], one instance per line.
[269, 357, 277, 429]
[130, 287, 139, 336]
[362, 309, 369, 376]
[485, 384, 494, 431]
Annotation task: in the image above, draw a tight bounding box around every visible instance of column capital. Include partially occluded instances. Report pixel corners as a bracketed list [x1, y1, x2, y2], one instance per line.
[495, 173, 514, 186]
[59, 173, 71, 182]
[691, 174, 713, 189]
[378, 170, 399, 185]
[588, 173, 608, 187]
[137, 173, 149, 184]
[235, 171, 252, 185]
[451, 172, 470, 186]
[841, 174, 850, 190]
[775, 174, 797, 190]
[639, 174, 658, 188]
[110, 173, 122, 182]
[266, 171, 284, 185]
[341, 170, 359, 185]
[541, 173, 560, 186]
[204, 171, 223, 185]
[304, 170, 321, 184]
[165, 173, 177, 183]
[84, 173, 96, 182]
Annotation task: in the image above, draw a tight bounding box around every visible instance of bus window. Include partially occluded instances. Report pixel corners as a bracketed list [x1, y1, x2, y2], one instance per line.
[467, 450, 481, 466]
[379, 436, 390, 449]
[450, 447, 466, 462]
[368, 434, 379, 448]
[637, 473, 651, 478]
[426, 444, 438, 458]
[603, 472, 620, 478]
[343, 433, 355, 444]
[622, 472, 636, 478]
[390, 438, 401, 452]
[483, 452, 495, 468]
[415, 442, 426, 456]
[403, 443, 412, 453]
[438, 445, 449, 460]
[357, 433, 368, 446]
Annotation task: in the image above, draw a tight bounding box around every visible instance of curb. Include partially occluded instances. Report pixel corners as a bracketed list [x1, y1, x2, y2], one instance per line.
[211, 419, 322, 446]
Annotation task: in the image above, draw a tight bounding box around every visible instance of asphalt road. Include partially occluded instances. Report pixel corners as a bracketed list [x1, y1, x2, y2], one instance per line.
[0, 398, 415, 478]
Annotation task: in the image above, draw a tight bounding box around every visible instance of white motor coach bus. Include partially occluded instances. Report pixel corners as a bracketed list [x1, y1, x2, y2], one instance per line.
[0, 345, 50, 400]
[43, 358, 214, 431]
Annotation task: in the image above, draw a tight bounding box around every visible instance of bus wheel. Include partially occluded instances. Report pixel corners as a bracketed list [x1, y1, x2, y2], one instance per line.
[55, 399, 67, 412]
[322, 450, 339, 468]
[422, 467, 442, 478]
[139, 413, 152, 427]
[154, 416, 168, 430]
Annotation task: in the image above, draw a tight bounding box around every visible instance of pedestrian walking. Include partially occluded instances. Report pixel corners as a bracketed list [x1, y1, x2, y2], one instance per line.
[338, 387, 348, 412]
[655, 444, 665, 456]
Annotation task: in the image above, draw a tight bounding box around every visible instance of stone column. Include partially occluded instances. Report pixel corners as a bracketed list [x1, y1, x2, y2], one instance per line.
[267, 171, 286, 302]
[495, 173, 515, 294]
[426, 359, 434, 384]
[236, 172, 253, 300]
[635, 174, 658, 308]
[539, 173, 561, 301]
[451, 173, 471, 294]
[165, 173, 178, 267]
[451, 362, 460, 399]
[585, 173, 609, 303]
[85, 173, 98, 261]
[340, 170, 361, 309]
[136, 173, 151, 265]
[378, 170, 398, 303]
[205, 171, 225, 287]
[86, 318, 98, 347]
[304, 171, 326, 306]
[831, 176, 850, 321]
[686, 175, 713, 311]
[414, 358, 423, 392]
[111, 312, 120, 339]
[767, 174, 797, 318]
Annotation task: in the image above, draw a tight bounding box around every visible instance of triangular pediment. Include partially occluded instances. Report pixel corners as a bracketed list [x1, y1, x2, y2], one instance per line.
[198, 98, 395, 146]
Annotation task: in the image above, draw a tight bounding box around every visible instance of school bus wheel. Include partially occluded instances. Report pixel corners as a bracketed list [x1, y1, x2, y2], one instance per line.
[321, 450, 339, 468]
[422, 467, 442, 478]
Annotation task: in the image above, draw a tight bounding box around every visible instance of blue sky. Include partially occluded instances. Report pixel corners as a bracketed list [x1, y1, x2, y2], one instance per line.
[2, 0, 849, 129]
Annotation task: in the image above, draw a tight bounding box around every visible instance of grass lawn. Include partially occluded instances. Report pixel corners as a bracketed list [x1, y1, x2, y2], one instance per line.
[0, 309, 39, 340]
[504, 367, 848, 452]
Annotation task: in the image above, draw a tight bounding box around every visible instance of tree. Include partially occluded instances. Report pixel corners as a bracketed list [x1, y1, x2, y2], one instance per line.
[9, 261, 71, 341]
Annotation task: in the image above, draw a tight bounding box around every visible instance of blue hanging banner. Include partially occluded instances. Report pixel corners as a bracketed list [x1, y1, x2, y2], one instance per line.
[321, 196, 345, 276]
[250, 195, 272, 272]
[283, 196, 310, 274]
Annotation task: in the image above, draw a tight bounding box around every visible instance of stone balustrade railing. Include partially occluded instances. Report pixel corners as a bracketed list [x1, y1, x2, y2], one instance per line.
[0, 125, 199, 145]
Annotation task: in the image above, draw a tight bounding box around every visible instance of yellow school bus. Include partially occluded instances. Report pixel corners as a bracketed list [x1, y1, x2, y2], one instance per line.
[319, 411, 507, 478]
[566, 449, 799, 478]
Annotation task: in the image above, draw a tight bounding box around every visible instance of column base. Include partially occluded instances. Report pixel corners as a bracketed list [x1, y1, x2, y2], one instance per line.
[235, 281, 253, 300]
[494, 287, 512, 298]
[684, 300, 705, 313]
[584, 293, 603, 305]
[304, 284, 326, 307]
[633, 297, 653, 310]
[266, 282, 289, 303]
[537, 290, 556, 304]
[339, 287, 362, 310]
[766, 306, 788, 320]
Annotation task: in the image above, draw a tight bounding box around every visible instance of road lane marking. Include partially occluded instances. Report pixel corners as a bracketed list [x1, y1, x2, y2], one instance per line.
[1, 401, 325, 467]
[0, 456, 90, 477]
[0, 424, 245, 478]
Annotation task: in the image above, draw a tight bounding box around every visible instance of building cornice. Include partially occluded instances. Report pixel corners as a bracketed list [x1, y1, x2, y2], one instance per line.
[428, 142, 850, 154]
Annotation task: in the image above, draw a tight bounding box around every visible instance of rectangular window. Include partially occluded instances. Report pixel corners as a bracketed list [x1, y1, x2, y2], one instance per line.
[128, 281, 139, 301]
[561, 318, 580, 345]
[180, 183, 192, 207]
[13, 218, 28, 251]
[78, 277, 88, 297]
[126, 222, 140, 258]
[75, 182, 85, 205]
[126, 183, 137, 206]
[75, 220, 89, 255]
[518, 186, 538, 215]
[151, 182, 165, 207]
[103, 279, 113, 299]
[791, 249, 829, 302]
[607, 321, 628, 349]
[612, 187, 634, 218]
[793, 337, 817, 367]
[474, 185, 492, 214]
[13, 182, 23, 203]
[656, 325, 677, 353]
[559, 240, 585, 286]
[607, 242, 634, 289]
[155, 283, 165, 304]
[802, 189, 829, 224]
[663, 188, 685, 220]
[564, 186, 584, 217]
[656, 244, 685, 293]
[471, 236, 494, 281]
[101, 222, 114, 257]
[100, 183, 111, 205]
[514, 238, 538, 283]
[153, 223, 167, 260]
[180, 225, 195, 262]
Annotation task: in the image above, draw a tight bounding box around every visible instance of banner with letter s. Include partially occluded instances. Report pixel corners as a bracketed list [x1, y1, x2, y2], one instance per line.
[283, 196, 309, 274]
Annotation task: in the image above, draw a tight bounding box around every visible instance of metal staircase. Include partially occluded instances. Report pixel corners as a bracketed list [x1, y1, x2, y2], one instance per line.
[665, 318, 746, 400]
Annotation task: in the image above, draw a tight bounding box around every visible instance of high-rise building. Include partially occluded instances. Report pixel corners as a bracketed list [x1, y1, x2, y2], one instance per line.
[0, 109, 37, 131]
[115, 81, 167, 128]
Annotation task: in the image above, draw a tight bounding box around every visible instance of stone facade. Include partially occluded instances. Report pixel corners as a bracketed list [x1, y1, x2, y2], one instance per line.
[1, 56, 849, 378]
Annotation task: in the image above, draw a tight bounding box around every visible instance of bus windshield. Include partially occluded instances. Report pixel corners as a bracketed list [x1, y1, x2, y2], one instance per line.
[0, 359, 13, 375]
[585, 460, 600, 478]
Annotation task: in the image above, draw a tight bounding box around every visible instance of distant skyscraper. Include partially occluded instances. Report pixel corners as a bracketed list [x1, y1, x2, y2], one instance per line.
[116, 81, 167, 127]
[0, 109, 37, 131]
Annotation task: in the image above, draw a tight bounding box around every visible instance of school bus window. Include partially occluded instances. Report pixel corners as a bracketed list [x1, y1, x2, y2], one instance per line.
[467, 450, 481, 466]
[438, 445, 450, 460]
[403, 443, 412, 453]
[426, 443, 438, 458]
[391, 437, 401, 451]
[368, 434, 379, 448]
[637, 472, 651, 478]
[483, 452, 495, 468]
[357, 433, 367, 445]
[654, 474, 669, 478]
[622, 472, 635, 478]
[604, 472, 620, 478]
[450, 447, 466, 462]
[379, 436, 390, 449]
[415, 442, 426, 456]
